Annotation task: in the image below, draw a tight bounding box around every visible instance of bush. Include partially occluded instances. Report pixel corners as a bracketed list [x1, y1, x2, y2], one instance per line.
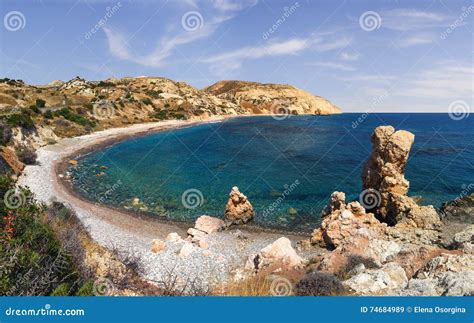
[16, 146, 37, 165]
[30, 105, 41, 114]
[336, 255, 379, 280]
[51, 283, 71, 296]
[76, 280, 94, 296]
[44, 110, 53, 119]
[6, 112, 35, 129]
[295, 271, 345, 296]
[0, 123, 12, 145]
[55, 108, 95, 128]
[0, 176, 79, 296]
[35, 98, 46, 108]
[141, 98, 153, 106]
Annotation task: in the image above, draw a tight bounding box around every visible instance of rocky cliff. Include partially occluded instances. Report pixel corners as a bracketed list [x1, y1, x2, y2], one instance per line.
[204, 80, 341, 115]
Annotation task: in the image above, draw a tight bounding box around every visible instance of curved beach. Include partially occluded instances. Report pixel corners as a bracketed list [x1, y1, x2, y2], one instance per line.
[19, 117, 308, 288]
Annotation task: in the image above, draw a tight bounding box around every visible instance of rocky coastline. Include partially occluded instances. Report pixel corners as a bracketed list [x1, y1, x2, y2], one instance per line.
[18, 120, 473, 296]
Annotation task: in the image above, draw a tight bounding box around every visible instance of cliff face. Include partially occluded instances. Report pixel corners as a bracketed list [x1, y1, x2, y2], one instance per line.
[204, 80, 342, 115]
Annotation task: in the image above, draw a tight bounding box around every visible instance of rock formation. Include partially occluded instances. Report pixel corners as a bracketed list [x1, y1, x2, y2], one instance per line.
[195, 215, 225, 233]
[246, 237, 303, 272]
[224, 187, 254, 225]
[361, 126, 441, 229]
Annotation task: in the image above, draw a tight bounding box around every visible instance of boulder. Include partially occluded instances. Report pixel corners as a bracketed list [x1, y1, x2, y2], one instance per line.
[195, 215, 225, 233]
[403, 253, 474, 296]
[224, 186, 254, 225]
[246, 237, 303, 272]
[361, 126, 441, 229]
[343, 262, 408, 295]
[165, 232, 182, 242]
[178, 242, 195, 257]
[151, 239, 166, 253]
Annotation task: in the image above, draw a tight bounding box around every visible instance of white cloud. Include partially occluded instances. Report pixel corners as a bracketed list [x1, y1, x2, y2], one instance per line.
[395, 33, 436, 48]
[309, 62, 355, 71]
[103, 1, 258, 67]
[381, 9, 452, 31]
[203, 33, 351, 72]
[340, 52, 360, 61]
[397, 61, 473, 100]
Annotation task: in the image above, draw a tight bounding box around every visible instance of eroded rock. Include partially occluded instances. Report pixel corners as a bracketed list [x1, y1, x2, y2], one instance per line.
[224, 186, 254, 225]
[151, 239, 166, 253]
[246, 237, 303, 272]
[361, 126, 441, 229]
[195, 215, 225, 233]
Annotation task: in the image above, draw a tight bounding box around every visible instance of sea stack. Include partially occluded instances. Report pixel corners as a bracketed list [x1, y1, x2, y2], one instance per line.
[224, 186, 254, 226]
[361, 126, 441, 229]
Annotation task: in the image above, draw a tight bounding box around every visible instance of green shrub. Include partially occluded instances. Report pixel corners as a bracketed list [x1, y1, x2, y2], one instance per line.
[54, 108, 95, 127]
[0, 176, 80, 296]
[141, 98, 153, 106]
[6, 112, 35, 129]
[44, 110, 53, 119]
[76, 280, 94, 296]
[51, 283, 71, 296]
[35, 98, 46, 108]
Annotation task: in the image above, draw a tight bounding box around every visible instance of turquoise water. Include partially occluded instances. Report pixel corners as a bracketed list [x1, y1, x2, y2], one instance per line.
[70, 114, 474, 232]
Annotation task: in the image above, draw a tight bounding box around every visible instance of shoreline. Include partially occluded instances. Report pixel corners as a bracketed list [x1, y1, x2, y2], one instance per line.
[19, 115, 310, 288]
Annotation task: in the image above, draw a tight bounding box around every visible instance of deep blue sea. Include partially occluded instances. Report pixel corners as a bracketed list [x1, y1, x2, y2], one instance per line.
[70, 114, 474, 232]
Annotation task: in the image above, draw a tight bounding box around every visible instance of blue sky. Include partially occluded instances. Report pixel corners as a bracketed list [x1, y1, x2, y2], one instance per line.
[0, 0, 472, 112]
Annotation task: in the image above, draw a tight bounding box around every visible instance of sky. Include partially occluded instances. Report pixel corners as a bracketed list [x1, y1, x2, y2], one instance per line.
[0, 0, 472, 112]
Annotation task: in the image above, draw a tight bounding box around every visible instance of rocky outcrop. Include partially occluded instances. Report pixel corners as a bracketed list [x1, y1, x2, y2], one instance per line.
[402, 253, 474, 296]
[246, 237, 303, 272]
[195, 215, 225, 234]
[224, 187, 254, 226]
[151, 239, 166, 253]
[343, 262, 408, 295]
[204, 80, 341, 115]
[361, 126, 441, 229]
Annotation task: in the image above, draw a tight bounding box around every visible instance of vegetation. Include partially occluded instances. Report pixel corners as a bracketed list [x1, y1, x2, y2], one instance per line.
[35, 98, 46, 108]
[0, 176, 82, 295]
[54, 107, 95, 128]
[295, 271, 346, 296]
[6, 111, 35, 130]
[16, 146, 37, 165]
